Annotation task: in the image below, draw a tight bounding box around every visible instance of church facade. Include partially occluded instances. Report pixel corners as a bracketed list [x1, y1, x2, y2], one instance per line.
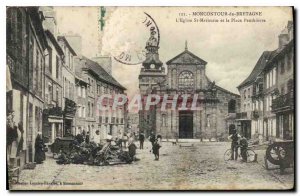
[139, 39, 240, 140]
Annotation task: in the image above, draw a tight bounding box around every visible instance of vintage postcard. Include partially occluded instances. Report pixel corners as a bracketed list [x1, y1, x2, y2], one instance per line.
[6, 6, 294, 190]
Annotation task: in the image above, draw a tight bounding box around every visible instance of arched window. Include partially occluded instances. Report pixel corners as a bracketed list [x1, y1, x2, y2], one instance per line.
[178, 71, 194, 89]
[228, 99, 236, 113]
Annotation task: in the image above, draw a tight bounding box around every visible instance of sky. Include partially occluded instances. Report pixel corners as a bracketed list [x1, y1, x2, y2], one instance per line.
[55, 6, 293, 97]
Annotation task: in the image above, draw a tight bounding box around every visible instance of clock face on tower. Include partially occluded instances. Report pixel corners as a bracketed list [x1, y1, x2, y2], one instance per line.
[150, 64, 155, 69]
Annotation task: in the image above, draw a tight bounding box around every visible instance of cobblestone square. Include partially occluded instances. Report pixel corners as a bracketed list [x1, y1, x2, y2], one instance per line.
[12, 141, 294, 190]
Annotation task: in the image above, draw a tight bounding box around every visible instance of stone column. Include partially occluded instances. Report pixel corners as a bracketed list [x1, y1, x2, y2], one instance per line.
[200, 110, 203, 140]
[174, 110, 178, 139]
[168, 67, 173, 88]
[196, 69, 201, 89]
[156, 110, 161, 136]
[51, 123, 55, 143]
[194, 110, 201, 139]
[167, 109, 172, 139]
[171, 68, 177, 89]
[58, 123, 62, 138]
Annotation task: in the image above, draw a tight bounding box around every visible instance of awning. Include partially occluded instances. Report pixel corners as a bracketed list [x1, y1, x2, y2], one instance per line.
[236, 119, 251, 121]
[64, 116, 74, 120]
[48, 118, 63, 123]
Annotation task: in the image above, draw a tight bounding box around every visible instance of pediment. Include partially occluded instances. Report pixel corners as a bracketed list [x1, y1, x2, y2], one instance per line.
[166, 50, 207, 65]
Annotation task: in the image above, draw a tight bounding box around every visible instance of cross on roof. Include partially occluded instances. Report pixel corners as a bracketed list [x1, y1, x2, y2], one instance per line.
[185, 40, 188, 51]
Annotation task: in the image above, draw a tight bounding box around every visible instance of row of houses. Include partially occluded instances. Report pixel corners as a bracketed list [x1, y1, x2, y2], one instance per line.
[6, 7, 127, 169]
[236, 21, 294, 142]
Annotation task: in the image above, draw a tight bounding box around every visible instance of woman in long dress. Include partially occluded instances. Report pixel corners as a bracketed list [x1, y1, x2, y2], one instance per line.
[34, 132, 46, 164]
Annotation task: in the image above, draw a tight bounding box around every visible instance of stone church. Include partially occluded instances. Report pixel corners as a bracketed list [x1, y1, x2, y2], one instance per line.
[139, 37, 240, 140]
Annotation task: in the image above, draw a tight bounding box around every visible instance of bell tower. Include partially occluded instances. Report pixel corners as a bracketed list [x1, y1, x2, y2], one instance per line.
[138, 27, 166, 137]
[139, 27, 165, 95]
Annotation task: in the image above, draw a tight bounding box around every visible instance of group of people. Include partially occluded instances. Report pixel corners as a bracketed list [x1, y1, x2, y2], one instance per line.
[7, 110, 24, 167]
[228, 128, 248, 162]
[149, 132, 162, 161]
[115, 131, 136, 148]
[8, 113, 249, 166]
[137, 132, 162, 161]
[7, 109, 45, 166]
[74, 129, 106, 146]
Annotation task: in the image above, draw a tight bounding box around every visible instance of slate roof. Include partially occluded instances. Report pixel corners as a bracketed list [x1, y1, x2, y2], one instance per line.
[57, 36, 77, 56]
[215, 84, 240, 97]
[264, 39, 294, 71]
[166, 49, 207, 65]
[28, 7, 48, 50]
[45, 30, 64, 56]
[205, 76, 240, 97]
[80, 56, 126, 90]
[237, 51, 273, 89]
[237, 37, 294, 90]
[92, 56, 111, 67]
[74, 57, 87, 83]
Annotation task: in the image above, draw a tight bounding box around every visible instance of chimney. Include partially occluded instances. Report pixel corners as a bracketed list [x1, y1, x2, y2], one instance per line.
[92, 56, 112, 75]
[40, 7, 57, 37]
[287, 20, 294, 41]
[278, 27, 289, 48]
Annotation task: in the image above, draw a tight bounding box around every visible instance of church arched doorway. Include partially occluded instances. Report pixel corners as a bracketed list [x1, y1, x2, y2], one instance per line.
[179, 110, 193, 138]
